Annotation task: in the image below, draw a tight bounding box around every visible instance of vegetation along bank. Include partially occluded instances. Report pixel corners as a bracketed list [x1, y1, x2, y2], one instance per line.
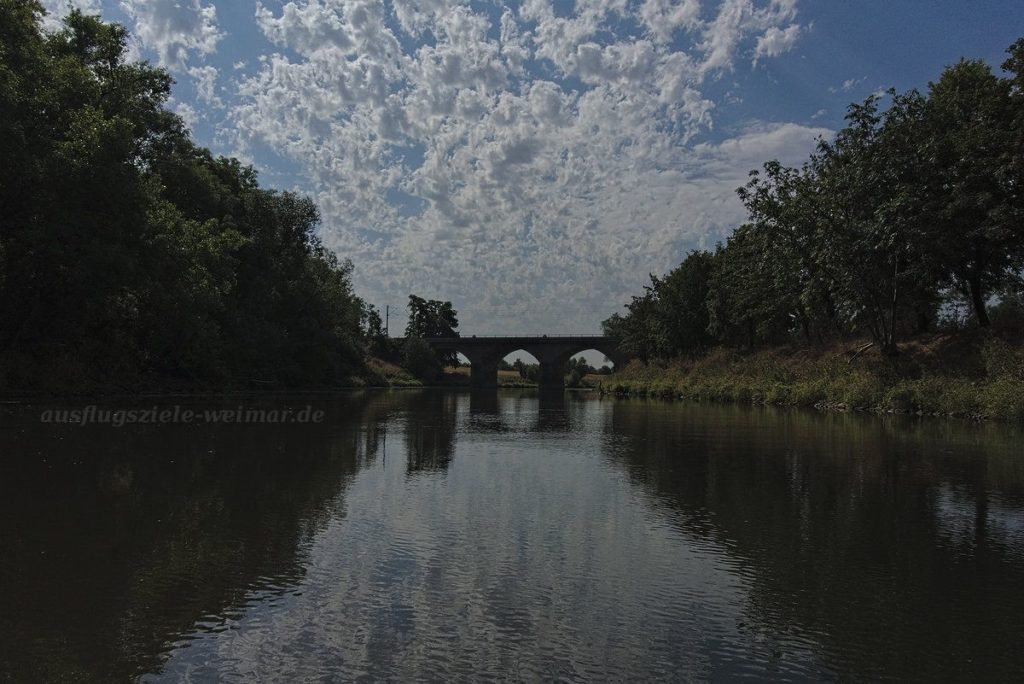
[599, 38, 1024, 421]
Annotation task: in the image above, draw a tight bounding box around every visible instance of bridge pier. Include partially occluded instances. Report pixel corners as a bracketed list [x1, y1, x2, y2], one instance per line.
[469, 355, 499, 389]
[537, 361, 565, 390]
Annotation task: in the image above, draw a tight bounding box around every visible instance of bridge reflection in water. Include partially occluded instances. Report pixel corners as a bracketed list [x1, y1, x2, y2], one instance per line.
[416, 335, 628, 389]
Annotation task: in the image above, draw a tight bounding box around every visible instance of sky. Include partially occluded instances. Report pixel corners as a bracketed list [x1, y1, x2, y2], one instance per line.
[41, 0, 1024, 336]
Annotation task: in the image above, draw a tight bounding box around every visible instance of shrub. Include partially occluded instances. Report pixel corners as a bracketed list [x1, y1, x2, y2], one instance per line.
[981, 338, 1024, 381]
[401, 337, 439, 381]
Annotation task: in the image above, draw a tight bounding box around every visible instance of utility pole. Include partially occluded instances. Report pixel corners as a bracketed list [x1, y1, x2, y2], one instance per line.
[385, 305, 389, 338]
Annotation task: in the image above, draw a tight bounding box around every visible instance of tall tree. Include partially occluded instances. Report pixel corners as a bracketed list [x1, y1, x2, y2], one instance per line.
[405, 295, 459, 338]
[0, 7, 369, 390]
[707, 227, 796, 349]
[920, 59, 1021, 326]
[405, 295, 459, 369]
[653, 250, 717, 353]
[603, 289, 664, 361]
[736, 161, 841, 342]
[812, 92, 938, 354]
[605, 251, 716, 359]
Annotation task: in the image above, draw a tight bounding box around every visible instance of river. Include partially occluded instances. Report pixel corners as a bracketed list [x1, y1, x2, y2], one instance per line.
[1, 390, 1023, 681]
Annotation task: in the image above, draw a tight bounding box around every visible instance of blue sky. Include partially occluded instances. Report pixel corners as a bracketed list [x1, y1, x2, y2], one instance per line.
[42, 1, 1024, 336]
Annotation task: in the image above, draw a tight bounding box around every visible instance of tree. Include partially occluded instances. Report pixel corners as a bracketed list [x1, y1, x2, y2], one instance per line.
[611, 36, 1024, 358]
[405, 295, 459, 367]
[811, 92, 939, 354]
[735, 161, 845, 343]
[513, 359, 539, 382]
[405, 295, 459, 338]
[567, 356, 594, 375]
[920, 59, 1021, 326]
[707, 227, 796, 348]
[0, 8, 369, 390]
[401, 337, 438, 381]
[603, 251, 716, 360]
[603, 290, 663, 361]
[654, 251, 717, 352]
[360, 303, 392, 359]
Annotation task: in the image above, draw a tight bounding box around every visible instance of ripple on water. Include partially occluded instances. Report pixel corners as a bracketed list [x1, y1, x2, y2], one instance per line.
[5, 394, 1020, 682]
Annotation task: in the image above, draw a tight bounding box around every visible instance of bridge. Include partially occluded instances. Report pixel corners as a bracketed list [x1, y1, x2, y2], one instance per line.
[415, 335, 628, 389]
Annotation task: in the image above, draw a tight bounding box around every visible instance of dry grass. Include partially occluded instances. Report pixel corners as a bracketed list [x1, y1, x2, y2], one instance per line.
[363, 358, 422, 387]
[598, 331, 1024, 422]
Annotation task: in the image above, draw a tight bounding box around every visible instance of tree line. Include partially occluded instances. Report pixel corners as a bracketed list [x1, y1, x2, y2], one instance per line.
[605, 39, 1024, 359]
[1, 4, 381, 390]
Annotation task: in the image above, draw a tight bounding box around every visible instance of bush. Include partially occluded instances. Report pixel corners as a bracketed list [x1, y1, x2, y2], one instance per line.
[981, 338, 1024, 381]
[402, 337, 439, 381]
[841, 373, 884, 409]
[983, 377, 1024, 421]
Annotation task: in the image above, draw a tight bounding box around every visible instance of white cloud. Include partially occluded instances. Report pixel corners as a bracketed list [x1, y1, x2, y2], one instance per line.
[640, 0, 701, 44]
[226, 0, 814, 332]
[699, 0, 798, 75]
[119, 0, 222, 70]
[255, 0, 354, 55]
[172, 100, 199, 130]
[753, 23, 802, 64]
[829, 76, 866, 94]
[188, 65, 223, 107]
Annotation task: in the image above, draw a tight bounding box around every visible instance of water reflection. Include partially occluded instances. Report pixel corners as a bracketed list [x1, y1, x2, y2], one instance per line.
[403, 391, 458, 474]
[0, 391, 1022, 681]
[602, 400, 1024, 680]
[0, 393, 391, 681]
[535, 389, 572, 432]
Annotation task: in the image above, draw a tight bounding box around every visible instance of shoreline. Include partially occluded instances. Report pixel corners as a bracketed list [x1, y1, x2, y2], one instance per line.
[0, 383, 562, 403]
[5, 330, 1022, 426]
[596, 384, 1007, 423]
[1, 381, 1017, 426]
[592, 335, 1024, 424]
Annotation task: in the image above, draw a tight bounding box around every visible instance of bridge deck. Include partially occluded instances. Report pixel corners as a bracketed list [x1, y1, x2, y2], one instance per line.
[397, 334, 606, 339]
[411, 335, 609, 344]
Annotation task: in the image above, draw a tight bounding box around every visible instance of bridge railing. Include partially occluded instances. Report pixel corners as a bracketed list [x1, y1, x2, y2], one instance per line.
[423, 334, 607, 339]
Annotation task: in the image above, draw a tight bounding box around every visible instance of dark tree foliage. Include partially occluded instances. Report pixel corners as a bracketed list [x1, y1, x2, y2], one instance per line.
[401, 295, 459, 374]
[810, 91, 939, 354]
[706, 226, 797, 349]
[920, 59, 1021, 326]
[606, 37, 1024, 357]
[604, 250, 715, 359]
[401, 337, 438, 381]
[513, 359, 539, 382]
[0, 5, 369, 390]
[404, 295, 459, 338]
[567, 357, 595, 375]
[360, 302, 393, 359]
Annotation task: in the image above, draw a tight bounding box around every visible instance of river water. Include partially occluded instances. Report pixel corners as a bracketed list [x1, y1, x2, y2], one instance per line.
[1, 390, 1023, 681]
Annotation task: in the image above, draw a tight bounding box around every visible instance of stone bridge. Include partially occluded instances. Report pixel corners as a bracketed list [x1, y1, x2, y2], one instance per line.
[417, 335, 628, 389]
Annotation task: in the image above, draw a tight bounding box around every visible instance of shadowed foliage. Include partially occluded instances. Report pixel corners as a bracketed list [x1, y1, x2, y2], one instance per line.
[0, 4, 375, 393]
[606, 38, 1024, 358]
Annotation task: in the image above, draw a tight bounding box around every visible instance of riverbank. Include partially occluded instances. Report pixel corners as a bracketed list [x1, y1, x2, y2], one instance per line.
[0, 359, 536, 399]
[363, 359, 539, 389]
[595, 331, 1024, 423]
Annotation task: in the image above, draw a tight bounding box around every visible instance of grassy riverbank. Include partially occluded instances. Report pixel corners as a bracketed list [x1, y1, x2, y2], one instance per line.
[362, 359, 538, 389]
[596, 331, 1024, 422]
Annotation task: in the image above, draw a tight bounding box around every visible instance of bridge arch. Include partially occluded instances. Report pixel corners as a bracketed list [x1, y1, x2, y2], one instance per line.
[501, 349, 541, 384]
[419, 335, 629, 390]
[567, 348, 617, 377]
